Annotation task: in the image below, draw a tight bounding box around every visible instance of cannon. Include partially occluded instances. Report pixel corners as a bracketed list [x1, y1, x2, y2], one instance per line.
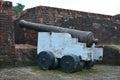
[19, 20, 98, 47]
[19, 20, 103, 73]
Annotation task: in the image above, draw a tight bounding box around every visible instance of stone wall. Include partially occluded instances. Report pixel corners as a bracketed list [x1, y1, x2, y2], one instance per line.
[0, 1, 15, 62]
[15, 44, 37, 66]
[14, 6, 120, 46]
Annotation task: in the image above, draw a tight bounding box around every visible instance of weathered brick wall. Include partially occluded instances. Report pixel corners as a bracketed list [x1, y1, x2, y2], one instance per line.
[0, 1, 15, 62]
[15, 44, 37, 66]
[14, 6, 120, 45]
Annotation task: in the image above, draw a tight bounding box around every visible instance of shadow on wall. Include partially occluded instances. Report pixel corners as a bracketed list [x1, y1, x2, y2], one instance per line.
[97, 45, 120, 66]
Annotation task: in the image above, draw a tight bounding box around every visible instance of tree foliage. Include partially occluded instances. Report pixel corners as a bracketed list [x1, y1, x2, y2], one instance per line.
[114, 14, 120, 17]
[12, 3, 25, 15]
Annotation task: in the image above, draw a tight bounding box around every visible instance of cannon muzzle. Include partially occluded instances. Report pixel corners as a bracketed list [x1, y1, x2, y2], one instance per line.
[19, 20, 98, 47]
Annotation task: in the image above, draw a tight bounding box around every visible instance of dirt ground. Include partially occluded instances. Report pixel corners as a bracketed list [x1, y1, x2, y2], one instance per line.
[0, 65, 120, 80]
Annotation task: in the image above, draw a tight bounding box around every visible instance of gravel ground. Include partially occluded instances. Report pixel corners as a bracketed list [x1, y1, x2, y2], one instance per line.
[0, 65, 120, 80]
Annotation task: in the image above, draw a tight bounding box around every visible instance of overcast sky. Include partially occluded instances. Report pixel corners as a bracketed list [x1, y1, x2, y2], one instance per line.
[7, 0, 120, 16]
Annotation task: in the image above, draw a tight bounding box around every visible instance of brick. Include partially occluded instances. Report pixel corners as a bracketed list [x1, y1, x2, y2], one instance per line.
[0, 1, 15, 62]
[13, 6, 120, 45]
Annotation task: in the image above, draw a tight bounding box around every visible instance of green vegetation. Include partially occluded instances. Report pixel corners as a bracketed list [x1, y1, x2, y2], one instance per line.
[32, 67, 98, 76]
[12, 3, 25, 15]
[114, 14, 120, 17]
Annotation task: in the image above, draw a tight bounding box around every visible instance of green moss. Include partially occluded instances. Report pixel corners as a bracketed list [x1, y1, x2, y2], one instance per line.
[32, 67, 99, 76]
[75, 68, 98, 75]
[32, 68, 73, 76]
[86, 68, 98, 73]
[32, 68, 46, 74]
[22, 50, 29, 56]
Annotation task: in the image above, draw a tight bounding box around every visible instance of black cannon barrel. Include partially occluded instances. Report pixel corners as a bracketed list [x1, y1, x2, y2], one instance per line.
[19, 20, 98, 47]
